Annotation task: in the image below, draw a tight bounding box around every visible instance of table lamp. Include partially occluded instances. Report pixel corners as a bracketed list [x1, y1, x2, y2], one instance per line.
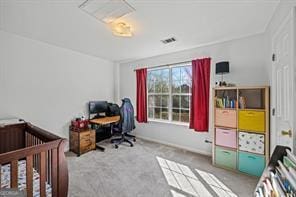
[216, 61, 229, 86]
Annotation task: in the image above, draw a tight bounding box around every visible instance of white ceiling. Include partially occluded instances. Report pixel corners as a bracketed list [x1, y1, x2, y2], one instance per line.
[0, 0, 279, 62]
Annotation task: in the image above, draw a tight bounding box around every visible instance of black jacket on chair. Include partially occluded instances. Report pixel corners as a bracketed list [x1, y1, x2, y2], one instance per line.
[120, 98, 135, 133]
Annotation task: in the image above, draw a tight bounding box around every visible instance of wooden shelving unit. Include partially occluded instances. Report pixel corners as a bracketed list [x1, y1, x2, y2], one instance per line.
[212, 86, 270, 177]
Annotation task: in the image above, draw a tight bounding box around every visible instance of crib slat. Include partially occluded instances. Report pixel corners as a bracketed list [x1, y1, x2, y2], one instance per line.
[0, 164, 2, 188]
[26, 155, 33, 197]
[34, 137, 37, 171]
[51, 148, 57, 197]
[10, 160, 18, 188]
[47, 150, 51, 184]
[29, 132, 32, 146]
[40, 152, 46, 197]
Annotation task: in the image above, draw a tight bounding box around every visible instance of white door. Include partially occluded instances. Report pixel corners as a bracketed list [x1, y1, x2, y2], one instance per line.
[271, 9, 295, 152]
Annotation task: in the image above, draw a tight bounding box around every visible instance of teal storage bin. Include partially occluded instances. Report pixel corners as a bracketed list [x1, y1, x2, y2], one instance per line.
[215, 147, 237, 169]
[238, 151, 265, 176]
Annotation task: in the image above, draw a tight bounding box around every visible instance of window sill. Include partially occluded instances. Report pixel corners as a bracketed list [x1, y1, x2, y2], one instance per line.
[147, 119, 189, 127]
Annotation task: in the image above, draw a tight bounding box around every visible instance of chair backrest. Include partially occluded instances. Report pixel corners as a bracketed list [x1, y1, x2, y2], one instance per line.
[120, 98, 135, 133]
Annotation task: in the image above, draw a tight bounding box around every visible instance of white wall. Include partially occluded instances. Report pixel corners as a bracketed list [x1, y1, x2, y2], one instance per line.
[119, 34, 268, 155]
[0, 30, 114, 143]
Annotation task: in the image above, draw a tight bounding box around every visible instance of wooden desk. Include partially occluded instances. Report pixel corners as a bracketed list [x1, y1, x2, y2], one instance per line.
[90, 116, 120, 125]
[89, 115, 120, 151]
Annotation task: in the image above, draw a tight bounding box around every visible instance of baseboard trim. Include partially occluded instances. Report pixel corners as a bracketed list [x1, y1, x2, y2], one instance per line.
[136, 135, 212, 157]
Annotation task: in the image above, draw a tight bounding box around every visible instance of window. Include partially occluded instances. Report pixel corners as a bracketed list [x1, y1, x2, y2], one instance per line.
[147, 64, 192, 124]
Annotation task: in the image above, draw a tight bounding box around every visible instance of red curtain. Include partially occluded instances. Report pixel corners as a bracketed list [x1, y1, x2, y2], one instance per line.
[136, 68, 148, 123]
[190, 58, 211, 132]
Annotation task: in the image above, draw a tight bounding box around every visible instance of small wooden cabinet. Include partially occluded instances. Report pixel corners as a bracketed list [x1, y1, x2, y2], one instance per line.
[70, 129, 96, 156]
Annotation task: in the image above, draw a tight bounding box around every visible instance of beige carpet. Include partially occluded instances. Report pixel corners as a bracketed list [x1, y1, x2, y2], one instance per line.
[66, 139, 258, 197]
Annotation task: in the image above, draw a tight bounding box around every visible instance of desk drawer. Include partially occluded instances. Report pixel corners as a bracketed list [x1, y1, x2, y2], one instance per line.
[215, 109, 237, 128]
[80, 139, 95, 153]
[238, 111, 265, 132]
[80, 131, 95, 150]
[238, 151, 265, 176]
[215, 147, 237, 169]
[80, 130, 95, 139]
[215, 128, 237, 149]
[80, 131, 91, 139]
[80, 144, 92, 153]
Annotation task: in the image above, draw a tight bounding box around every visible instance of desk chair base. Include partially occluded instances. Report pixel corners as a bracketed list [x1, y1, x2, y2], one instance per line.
[124, 133, 136, 142]
[111, 134, 134, 149]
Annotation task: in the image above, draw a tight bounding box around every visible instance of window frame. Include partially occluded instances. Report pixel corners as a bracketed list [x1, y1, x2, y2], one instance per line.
[147, 63, 192, 125]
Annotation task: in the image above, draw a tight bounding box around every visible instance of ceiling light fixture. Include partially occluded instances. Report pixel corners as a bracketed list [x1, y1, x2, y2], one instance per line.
[111, 22, 132, 37]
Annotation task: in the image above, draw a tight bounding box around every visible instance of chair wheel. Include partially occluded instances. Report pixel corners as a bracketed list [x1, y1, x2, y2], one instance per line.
[133, 138, 136, 142]
[115, 145, 118, 149]
[130, 144, 133, 147]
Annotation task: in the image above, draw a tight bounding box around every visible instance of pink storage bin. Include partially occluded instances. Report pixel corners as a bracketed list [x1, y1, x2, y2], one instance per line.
[215, 128, 237, 149]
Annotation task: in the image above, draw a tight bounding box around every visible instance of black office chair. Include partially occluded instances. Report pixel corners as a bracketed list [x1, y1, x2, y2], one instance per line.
[111, 125, 135, 149]
[110, 98, 136, 149]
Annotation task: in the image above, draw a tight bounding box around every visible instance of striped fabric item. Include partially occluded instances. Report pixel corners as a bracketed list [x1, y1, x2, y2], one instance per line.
[1, 160, 52, 197]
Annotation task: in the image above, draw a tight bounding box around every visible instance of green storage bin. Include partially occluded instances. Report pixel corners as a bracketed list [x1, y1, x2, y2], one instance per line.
[238, 151, 265, 176]
[215, 147, 237, 169]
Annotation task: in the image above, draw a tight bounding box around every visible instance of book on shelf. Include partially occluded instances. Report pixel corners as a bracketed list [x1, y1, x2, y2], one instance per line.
[215, 96, 236, 109]
[216, 98, 224, 108]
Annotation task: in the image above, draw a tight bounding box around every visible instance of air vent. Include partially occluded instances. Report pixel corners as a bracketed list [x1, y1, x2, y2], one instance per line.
[161, 37, 176, 44]
[79, 0, 135, 24]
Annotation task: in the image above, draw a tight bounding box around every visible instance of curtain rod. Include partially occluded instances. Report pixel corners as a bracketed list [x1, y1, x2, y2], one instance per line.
[133, 60, 192, 72]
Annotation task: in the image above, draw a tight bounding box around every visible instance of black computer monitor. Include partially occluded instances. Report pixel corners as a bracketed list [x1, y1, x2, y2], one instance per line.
[89, 101, 108, 118]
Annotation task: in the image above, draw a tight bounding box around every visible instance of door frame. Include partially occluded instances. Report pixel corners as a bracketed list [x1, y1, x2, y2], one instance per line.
[271, 7, 296, 153]
[293, 7, 296, 153]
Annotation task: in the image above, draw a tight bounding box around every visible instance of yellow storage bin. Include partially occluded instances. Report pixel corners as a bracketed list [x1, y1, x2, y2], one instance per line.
[238, 110, 265, 133]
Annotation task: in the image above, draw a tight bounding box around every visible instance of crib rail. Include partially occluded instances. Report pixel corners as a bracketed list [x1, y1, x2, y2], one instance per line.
[0, 123, 68, 197]
[25, 123, 62, 142]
